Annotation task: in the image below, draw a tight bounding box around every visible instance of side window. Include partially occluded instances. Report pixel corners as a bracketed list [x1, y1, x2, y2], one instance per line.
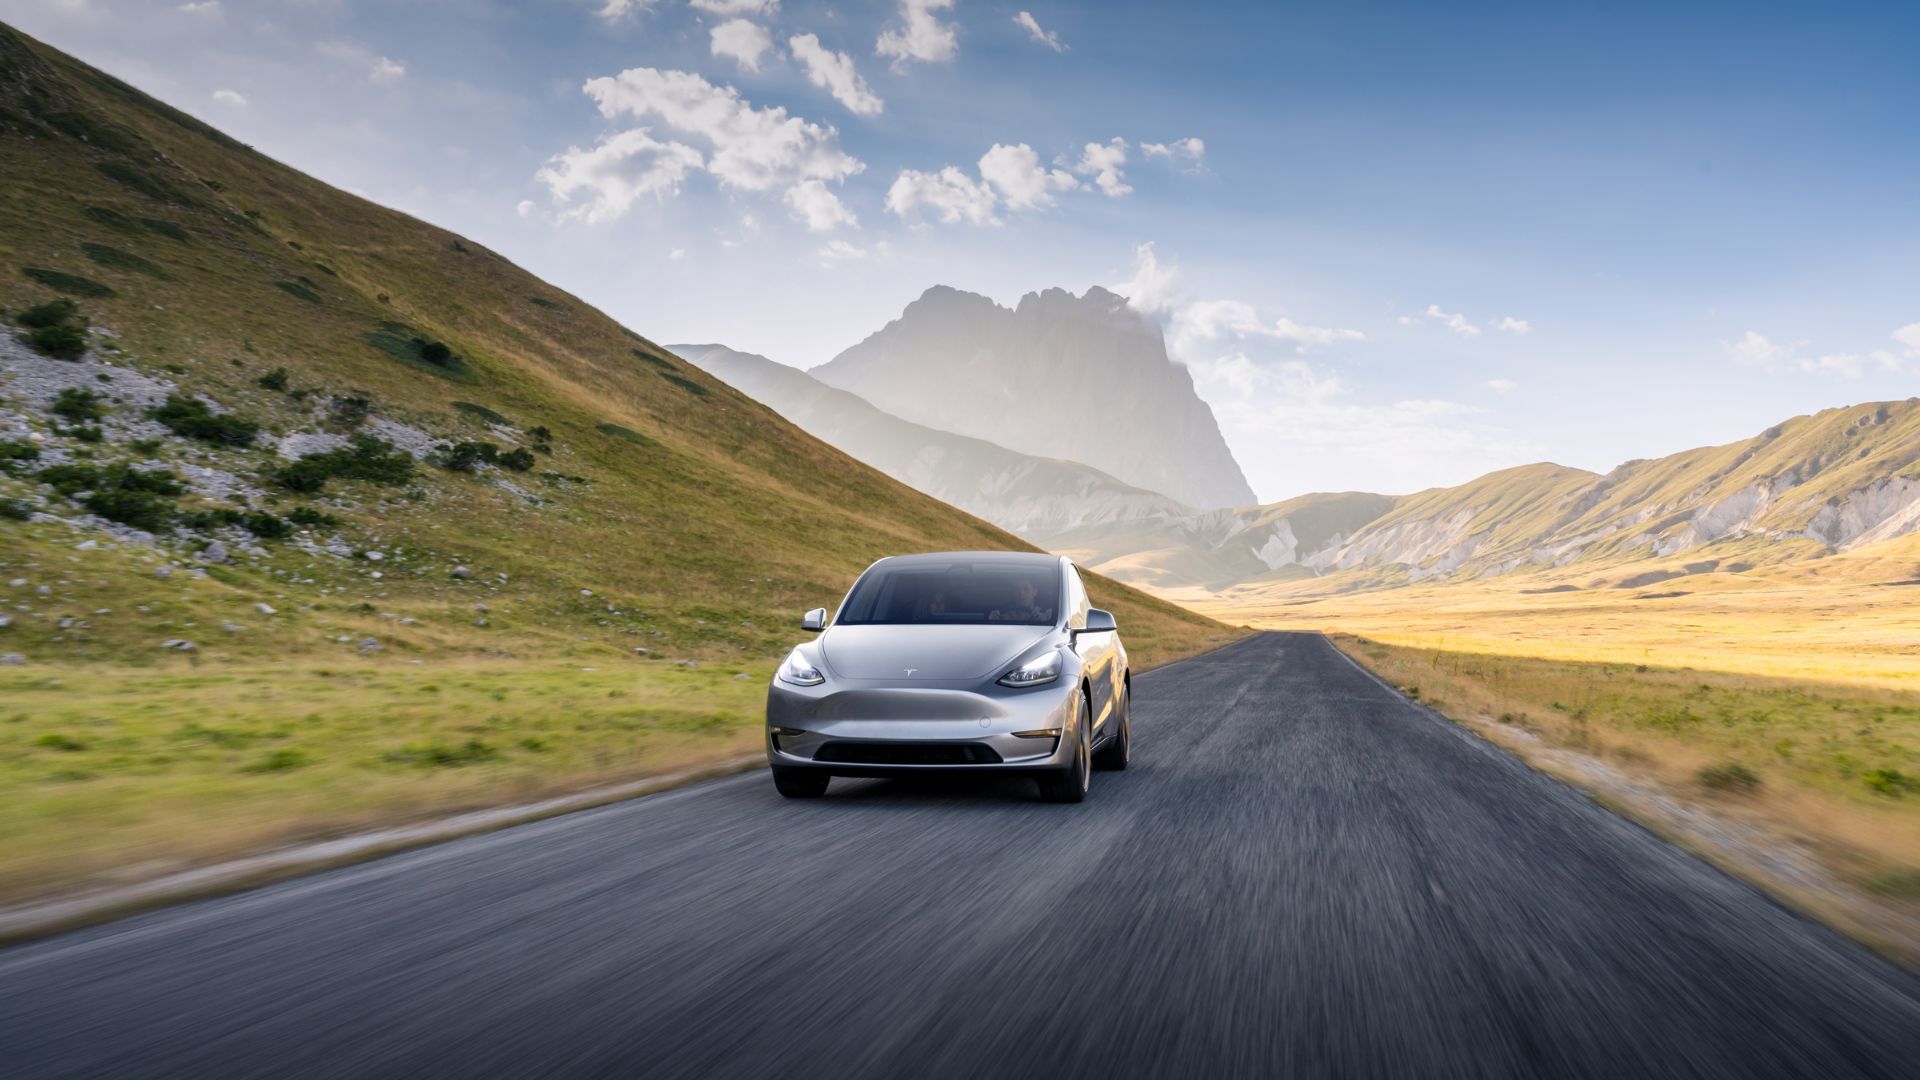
[1065, 565, 1091, 629]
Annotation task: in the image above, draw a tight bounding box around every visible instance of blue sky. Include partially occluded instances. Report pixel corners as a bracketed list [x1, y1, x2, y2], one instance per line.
[8, 0, 1919, 500]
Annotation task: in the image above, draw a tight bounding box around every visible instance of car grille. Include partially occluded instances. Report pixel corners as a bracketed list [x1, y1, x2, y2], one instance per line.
[813, 741, 1004, 766]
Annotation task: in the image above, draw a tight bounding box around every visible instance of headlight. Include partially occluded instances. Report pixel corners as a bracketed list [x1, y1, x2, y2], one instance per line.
[777, 647, 825, 687]
[997, 649, 1061, 688]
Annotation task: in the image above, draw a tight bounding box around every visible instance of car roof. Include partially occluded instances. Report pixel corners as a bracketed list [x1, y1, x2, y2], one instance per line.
[873, 551, 1065, 569]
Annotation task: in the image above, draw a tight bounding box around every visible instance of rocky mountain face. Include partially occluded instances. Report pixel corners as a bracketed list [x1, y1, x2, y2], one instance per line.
[810, 285, 1256, 509]
[1066, 400, 1920, 591]
[672, 343, 1196, 542]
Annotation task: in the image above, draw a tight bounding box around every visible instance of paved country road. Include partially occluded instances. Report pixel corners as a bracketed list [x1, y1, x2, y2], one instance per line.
[3, 633, 1917, 1078]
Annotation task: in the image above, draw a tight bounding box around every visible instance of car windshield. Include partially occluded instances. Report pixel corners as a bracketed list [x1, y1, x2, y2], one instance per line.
[837, 561, 1061, 626]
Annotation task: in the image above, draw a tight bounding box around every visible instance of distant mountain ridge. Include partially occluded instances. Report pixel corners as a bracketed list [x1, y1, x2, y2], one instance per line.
[811, 285, 1256, 509]
[1060, 400, 1920, 591]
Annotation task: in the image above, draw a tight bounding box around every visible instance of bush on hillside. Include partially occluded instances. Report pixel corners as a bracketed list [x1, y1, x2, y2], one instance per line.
[0, 440, 41, 473]
[1696, 761, 1761, 794]
[273, 434, 414, 494]
[151, 395, 260, 445]
[81, 243, 171, 279]
[16, 299, 79, 328]
[440, 440, 498, 473]
[26, 323, 89, 361]
[257, 367, 290, 392]
[38, 462, 184, 532]
[20, 267, 116, 298]
[52, 387, 107, 424]
[498, 447, 536, 472]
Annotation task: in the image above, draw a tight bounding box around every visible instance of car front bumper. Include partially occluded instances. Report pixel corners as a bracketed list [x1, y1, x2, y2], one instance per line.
[765, 679, 1079, 774]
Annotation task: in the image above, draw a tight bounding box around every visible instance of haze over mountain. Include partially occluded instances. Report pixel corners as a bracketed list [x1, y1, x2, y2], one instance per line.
[811, 285, 1256, 510]
[672, 343, 1195, 543]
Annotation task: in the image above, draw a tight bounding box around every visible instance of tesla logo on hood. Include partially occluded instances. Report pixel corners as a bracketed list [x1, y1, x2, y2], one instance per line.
[903, 668, 917, 676]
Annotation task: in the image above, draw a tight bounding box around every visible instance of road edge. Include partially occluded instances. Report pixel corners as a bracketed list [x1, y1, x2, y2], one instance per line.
[0, 754, 766, 947]
[1319, 631, 1920, 972]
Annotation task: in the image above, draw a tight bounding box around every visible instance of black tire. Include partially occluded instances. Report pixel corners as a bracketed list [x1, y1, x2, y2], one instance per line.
[1093, 682, 1130, 771]
[1037, 695, 1092, 804]
[771, 766, 830, 799]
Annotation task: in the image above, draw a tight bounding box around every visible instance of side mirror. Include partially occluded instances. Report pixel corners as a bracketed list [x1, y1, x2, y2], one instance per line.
[800, 607, 828, 632]
[1072, 608, 1117, 639]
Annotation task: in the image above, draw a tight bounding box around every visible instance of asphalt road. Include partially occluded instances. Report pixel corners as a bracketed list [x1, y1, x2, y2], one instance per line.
[3, 632, 1917, 1078]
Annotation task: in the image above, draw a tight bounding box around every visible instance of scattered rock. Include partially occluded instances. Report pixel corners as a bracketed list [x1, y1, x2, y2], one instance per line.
[255, 603, 276, 615]
[474, 616, 488, 626]
[365, 551, 385, 562]
[675, 659, 698, 668]
[580, 589, 593, 596]
[355, 638, 382, 653]
[632, 647, 649, 655]
[221, 622, 247, 632]
[160, 639, 196, 651]
[57, 617, 76, 630]
[201, 541, 230, 565]
[155, 566, 174, 579]
[0, 615, 10, 629]
[7, 579, 25, 588]
[75, 540, 97, 551]
[734, 673, 751, 680]
[0, 653, 24, 665]
[450, 566, 473, 580]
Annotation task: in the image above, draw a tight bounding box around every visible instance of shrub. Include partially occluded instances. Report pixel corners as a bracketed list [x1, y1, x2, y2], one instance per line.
[416, 339, 455, 367]
[69, 425, 104, 444]
[81, 206, 140, 233]
[631, 348, 673, 371]
[660, 372, 709, 397]
[274, 434, 414, 493]
[244, 749, 308, 772]
[141, 218, 189, 242]
[26, 323, 89, 361]
[52, 387, 107, 423]
[257, 367, 290, 392]
[35, 734, 87, 752]
[95, 161, 182, 203]
[16, 299, 78, 328]
[240, 511, 292, 539]
[1696, 761, 1761, 794]
[83, 485, 175, 531]
[1863, 769, 1920, 797]
[39, 463, 184, 533]
[440, 440, 498, 473]
[286, 506, 338, 527]
[528, 425, 552, 442]
[81, 243, 170, 279]
[0, 440, 41, 472]
[497, 447, 536, 472]
[328, 394, 373, 429]
[0, 498, 32, 521]
[20, 267, 115, 298]
[151, 394, 259, 445]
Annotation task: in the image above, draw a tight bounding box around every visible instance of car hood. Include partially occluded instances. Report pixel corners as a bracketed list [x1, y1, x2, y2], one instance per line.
[819, 624, 1053, 681]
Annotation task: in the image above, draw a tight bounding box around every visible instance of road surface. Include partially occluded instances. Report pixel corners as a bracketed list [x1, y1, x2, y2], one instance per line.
[2, 632, 1917, 1078]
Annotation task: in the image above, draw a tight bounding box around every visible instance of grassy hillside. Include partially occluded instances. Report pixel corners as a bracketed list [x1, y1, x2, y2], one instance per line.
[0, 24, 1237, 901]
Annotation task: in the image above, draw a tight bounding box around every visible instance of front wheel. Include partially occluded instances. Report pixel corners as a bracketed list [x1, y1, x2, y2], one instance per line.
[1093, 683, 1130, 771]
[1037, 697, 1092, 804]
[771, 766, 830, 799]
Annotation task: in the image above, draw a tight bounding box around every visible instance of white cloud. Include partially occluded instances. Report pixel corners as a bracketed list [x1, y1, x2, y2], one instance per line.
[818, 238, 871, 265]
[692, 0, 777, 12]
[1113, 241, 1179, 314]
[369, 56, 406, 83]
[177, 1, 220, 14]
[668, 247, 687, 259]
[977, 143, 1077, 210]
[1423, 304, 1481, 337]
[597, 0, 654, 22]
[579, 67, 863, 192]
[1487, 378, 1519, 394]
[710, 19, 774, 72]
[1491, 315, 1531, 335]
[1074, 138, 1131, 197]
[1142, 137, 1205, 171]
[1013, 11, 1064, 52]
[789, 34, 884, 116]
[516, 199, 535, 218]
[784, 179, 858, 231]
[876, 0, 958, 69]
[536, 128, 705, 223]
[1725, 330, 1798, 370]
[1894, 322, 1920, 356]
[1169, 298, 1363, 360]
[886, 166, 999, 226]
[211, 88, 246, 106]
